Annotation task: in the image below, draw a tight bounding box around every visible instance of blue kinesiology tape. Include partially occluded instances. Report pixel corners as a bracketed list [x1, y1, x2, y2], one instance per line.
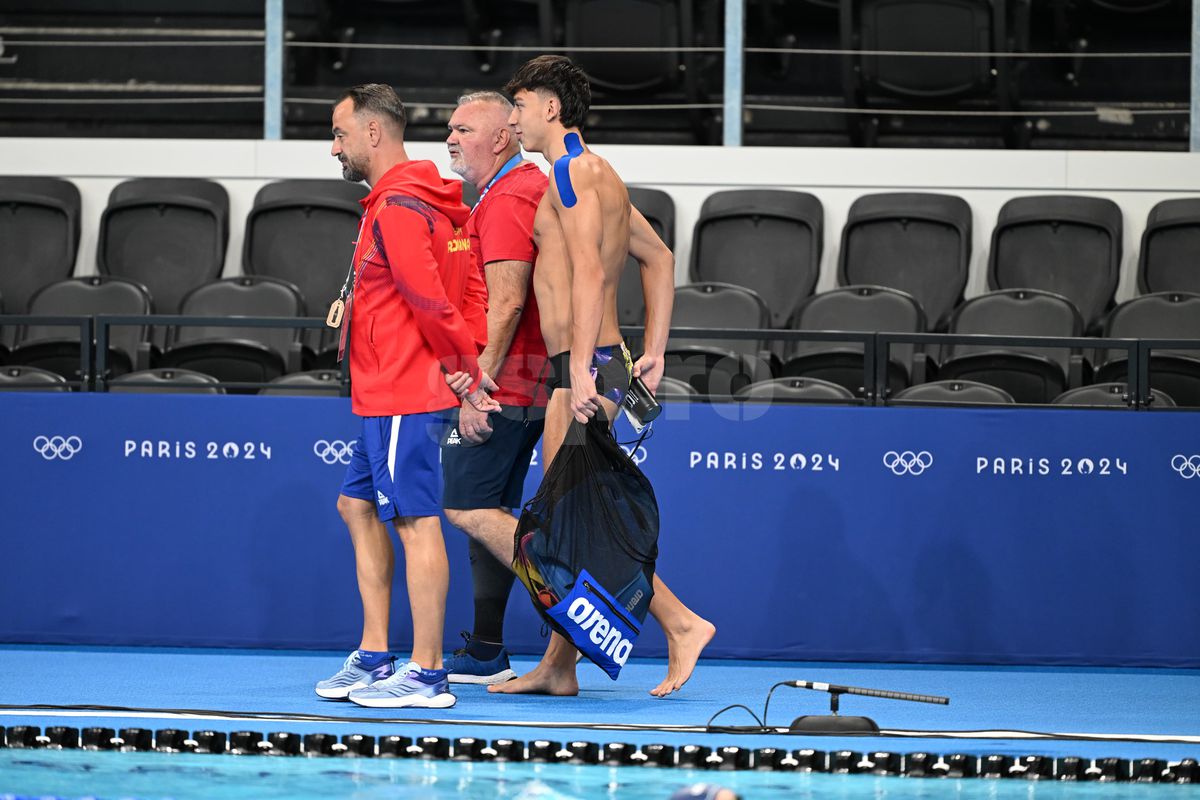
[552, 132, 585, 208]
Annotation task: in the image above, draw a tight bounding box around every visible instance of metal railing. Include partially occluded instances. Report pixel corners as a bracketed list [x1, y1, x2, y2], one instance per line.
[3, 313, 1196, 408]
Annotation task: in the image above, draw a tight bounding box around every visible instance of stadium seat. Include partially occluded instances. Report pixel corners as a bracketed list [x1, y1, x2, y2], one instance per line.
[838, 192, 972, 330]
[690, 189, 824, 329]
[97, 178, 229, 315]
[653, 375, 697, 400]
[663, 282, 772, 396]
[840, 0, 1020, 146]
[1138, 198, 1200, 295]
[1096, 291, 1200, 406]
[735, 376, 856, 402]
[617, 187, 676, 329]
[938, 288, 1085, 403]
[7, 276, 151, 383]
[109, 368, 224, 395]
[0, 177, 81, 348]
[158, 276, 306, 390]
[892, 379, 1015, 405]
[259, 369, 346, 397]
[988, 194, 1123, 331]
[782, 285, 927, 398]
[559, 0, 711, 143]
[243, 179, 368, 312]
[1052, 382, 1176, 408]
[0, 365, 70, 392]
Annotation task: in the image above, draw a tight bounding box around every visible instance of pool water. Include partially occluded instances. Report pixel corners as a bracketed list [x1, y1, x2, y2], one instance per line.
[2, 751, 1200, 800]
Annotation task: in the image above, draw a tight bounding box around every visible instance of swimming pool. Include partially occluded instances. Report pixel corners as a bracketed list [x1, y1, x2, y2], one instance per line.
[3, 749, 1200, 800]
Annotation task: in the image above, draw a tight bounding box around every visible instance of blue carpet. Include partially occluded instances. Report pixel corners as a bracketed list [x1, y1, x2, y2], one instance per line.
[1, 645, 1198, 761]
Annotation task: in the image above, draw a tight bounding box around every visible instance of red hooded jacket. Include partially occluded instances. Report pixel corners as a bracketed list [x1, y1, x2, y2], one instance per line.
[347, 160, 487, 416]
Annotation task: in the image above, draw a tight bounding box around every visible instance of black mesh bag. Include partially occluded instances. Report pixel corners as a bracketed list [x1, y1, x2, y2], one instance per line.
[513, 413, 658, 679]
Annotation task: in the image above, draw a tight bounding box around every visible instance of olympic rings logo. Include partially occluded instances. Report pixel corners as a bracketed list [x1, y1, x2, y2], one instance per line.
[313, 439, 355, 465]
[33, 435, 83, 461]
[1171, 454, 1200, 479]
[883, 450, 933, 476]
[621, 444, 648, 465]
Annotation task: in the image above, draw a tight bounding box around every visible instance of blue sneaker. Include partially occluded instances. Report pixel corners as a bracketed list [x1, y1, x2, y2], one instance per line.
[349, 662, 457, 709]
[444, 633, 517, 685]
[314, 651, 395, 700]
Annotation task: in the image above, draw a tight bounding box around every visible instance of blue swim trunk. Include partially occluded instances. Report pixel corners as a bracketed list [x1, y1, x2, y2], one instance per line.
[340, 412, 450, 520]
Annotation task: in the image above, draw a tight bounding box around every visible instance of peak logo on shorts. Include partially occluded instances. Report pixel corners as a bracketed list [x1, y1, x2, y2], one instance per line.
[445, 428, 462, 446]
[566, 596, 634, 667]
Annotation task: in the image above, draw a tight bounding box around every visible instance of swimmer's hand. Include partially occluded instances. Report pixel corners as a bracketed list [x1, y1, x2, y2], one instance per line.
[458, 397, 494, 443]
[632, 353, 664, 396]
[570, 368, 600, 423]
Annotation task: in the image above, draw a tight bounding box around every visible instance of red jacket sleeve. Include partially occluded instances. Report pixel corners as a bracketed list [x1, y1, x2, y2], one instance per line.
[376, 202, 482, 390]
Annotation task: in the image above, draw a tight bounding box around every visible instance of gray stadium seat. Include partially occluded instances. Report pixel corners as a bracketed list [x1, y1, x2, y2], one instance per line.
[782, 285, 927, 398]
[838, 192, 972, 330]
[617, 187, 676, 329]
[735, 376, 856, 403]
[938, 288, 1085, 404]
[653, 375, 697, 400]
[259, 369, 346, 397]
[0, 365, 70, 392]
[663, 282, 772, 396]
[97, 177, 229, 315]
[109, 368, 224, 395]
[892, 379, 1015, 405]
[689, 189, 824, 328]
[1096, 292, 1200, 406]
[159, 276, 306, 389]
[988, 194, 1123, 331]
[8, 276, 151, 382]
[1138, 198, 1200, 295]
[0, 177, 81, 349]
[1052, 382, 1176, 408]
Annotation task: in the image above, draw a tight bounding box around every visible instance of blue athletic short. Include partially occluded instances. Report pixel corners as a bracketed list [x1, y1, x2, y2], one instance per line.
[340, 412, 450, 520]
[441, 406, 545, 511]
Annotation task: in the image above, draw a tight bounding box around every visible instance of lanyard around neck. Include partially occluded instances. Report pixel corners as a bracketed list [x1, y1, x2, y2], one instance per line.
[475, 153, 523, 209]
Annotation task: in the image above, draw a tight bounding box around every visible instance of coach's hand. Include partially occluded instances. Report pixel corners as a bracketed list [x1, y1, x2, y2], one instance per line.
[632, 353, 664, 396]
[445, 370, 498, 398]
[459, 397, 493, 443]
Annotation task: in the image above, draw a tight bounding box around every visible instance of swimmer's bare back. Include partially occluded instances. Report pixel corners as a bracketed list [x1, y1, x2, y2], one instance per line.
[532, 139, 630, 357]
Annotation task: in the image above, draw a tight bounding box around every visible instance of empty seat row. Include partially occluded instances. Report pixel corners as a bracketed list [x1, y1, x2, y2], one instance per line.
[0, 176, 366, 328]
[662, 282, 1200, 405]
[0, 275, 323, 388]
[0, 366, 345, 396]
[620, 188, 1200, 336]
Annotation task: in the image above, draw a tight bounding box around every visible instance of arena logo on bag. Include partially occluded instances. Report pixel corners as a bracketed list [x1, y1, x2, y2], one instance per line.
[122, 439, 273, 460]
[883, 450, 932, 476]
[975, 455, 1127, 476]
[33, 435, 83, 461]
[313, 439, 355, 465]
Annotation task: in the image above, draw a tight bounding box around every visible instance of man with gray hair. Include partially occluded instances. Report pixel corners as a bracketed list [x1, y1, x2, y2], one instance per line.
[440, 90, 550, 684]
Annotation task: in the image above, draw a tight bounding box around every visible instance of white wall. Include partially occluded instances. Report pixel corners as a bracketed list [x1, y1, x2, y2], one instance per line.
[6, 139, 1200, 304]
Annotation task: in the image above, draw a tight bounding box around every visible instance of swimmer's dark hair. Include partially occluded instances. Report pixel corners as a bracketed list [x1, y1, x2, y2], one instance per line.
[504, 55, 591, 130]
[337, 83, 407, 133]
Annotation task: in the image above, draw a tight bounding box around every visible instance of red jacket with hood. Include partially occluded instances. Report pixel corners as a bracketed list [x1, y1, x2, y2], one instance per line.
[348, 160, 487, 416]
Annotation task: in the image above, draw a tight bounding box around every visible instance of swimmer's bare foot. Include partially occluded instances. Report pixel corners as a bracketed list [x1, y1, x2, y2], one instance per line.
[488, 661, 579, 696]
[650, 615, 716, 697]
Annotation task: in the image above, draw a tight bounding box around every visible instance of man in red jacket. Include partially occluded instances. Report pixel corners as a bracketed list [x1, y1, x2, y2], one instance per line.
[314, 83, 498, 710]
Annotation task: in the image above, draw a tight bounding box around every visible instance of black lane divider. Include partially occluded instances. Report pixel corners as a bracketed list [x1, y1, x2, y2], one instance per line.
[2, 704, 1200, 746]
[1, 724, 1198, 781]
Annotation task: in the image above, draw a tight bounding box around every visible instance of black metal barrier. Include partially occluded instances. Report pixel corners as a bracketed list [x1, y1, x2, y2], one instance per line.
[2, 314, 1195, 408]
